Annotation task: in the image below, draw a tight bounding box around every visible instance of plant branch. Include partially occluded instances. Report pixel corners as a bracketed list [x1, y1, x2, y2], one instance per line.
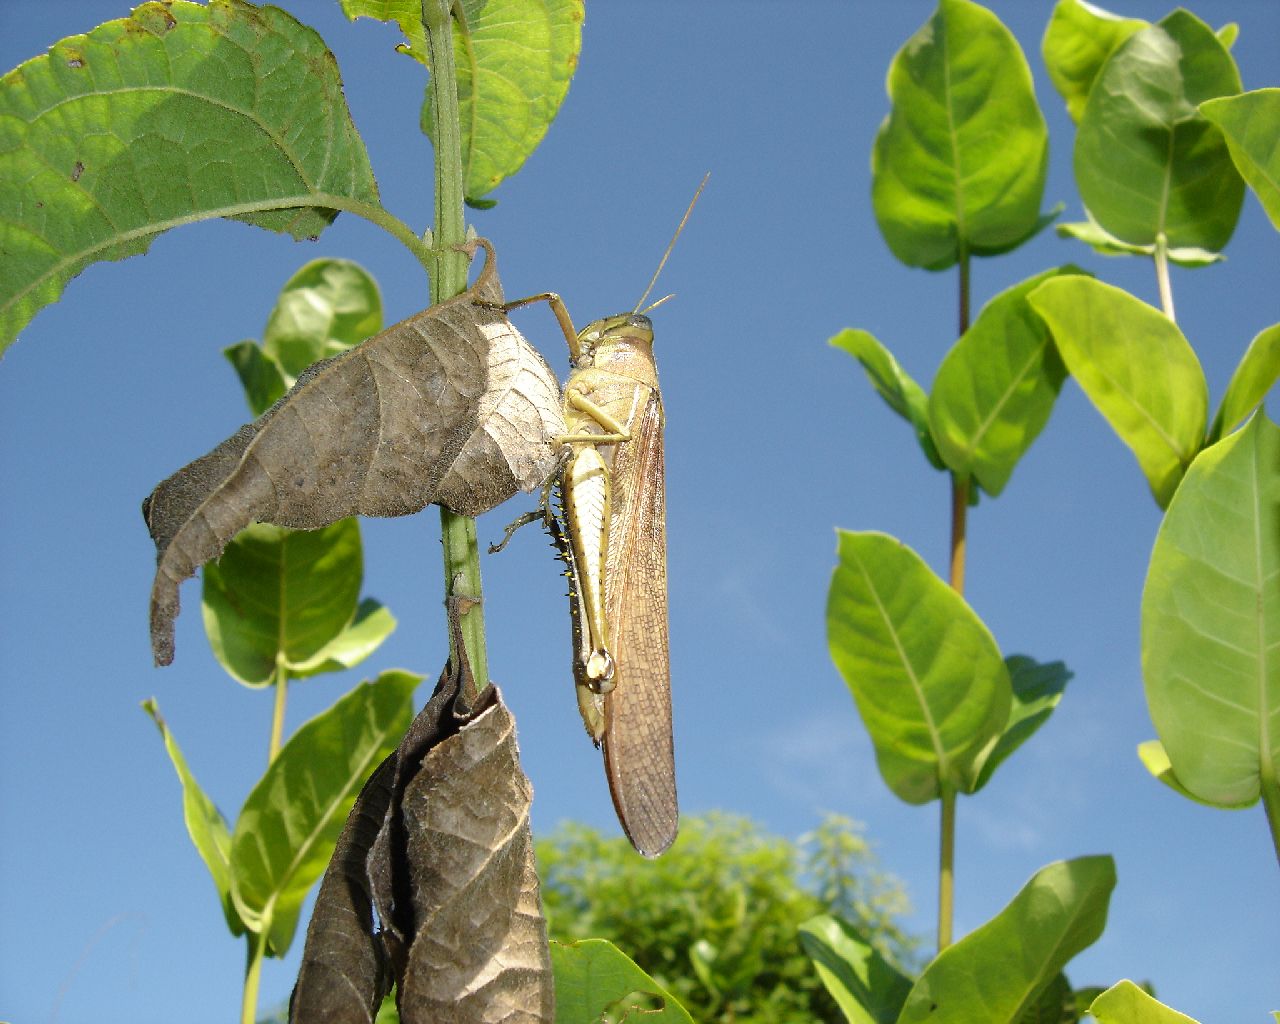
[937, 784, 956, 952]
[268, 661, 287, 764]
[422, 0, 489, 695]
[240, 928, 267, 1024]
[1154, 232, 1176, 323]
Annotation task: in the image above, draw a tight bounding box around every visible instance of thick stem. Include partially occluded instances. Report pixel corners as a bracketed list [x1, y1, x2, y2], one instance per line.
[422, 0, 489, 695]
[949, 476, 969, 596]
[240, 929, 267, 1024]
[268, 661, 287, 765]
[1154, 232, 1176, 323]
[937, 784, 956, 952]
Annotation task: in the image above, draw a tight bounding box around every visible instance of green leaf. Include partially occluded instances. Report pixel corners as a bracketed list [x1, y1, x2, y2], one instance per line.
[1028, 276, 1207, 508]
[1018, 972, 1075, 1024]
[827, 531, 1011, 803]
[223, 340, 289, 420]
[1208, 323, 1280, 444]
[973, 656, 1072, 793]
[141, 698, 243, 936]
[1090, 980, 1201, 1023]
[0, 1, 379, 349]
[1042, 0, 1146, 123]
[871, 0, 1049, 270]
[1073, 11, 1244, 253]
[1056, 214, 1224, 267]
[550, 939, 694, 1024]
[928, 267, 1080, 495]
[230, 670, 420, 956]
[341, 0, 582, 203]
[1200, 89, 1280, 233]
[830, 328, 945, 471]
[798, 915, 912, 1024]
[1141, 412, 1280, 809]
[898, 856, 1116, 1023]
[202, 519, 365, 687]
[289, 598, 397, 679]
[1136, 739, 1254, 809]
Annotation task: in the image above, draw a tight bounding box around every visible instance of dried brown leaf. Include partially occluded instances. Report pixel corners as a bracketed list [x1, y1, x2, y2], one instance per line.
[142, 240, 564, 665]
[290, 598, 554, 1024]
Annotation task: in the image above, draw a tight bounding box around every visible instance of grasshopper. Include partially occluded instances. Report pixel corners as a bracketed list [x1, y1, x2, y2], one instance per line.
[494, 178, 705, 857]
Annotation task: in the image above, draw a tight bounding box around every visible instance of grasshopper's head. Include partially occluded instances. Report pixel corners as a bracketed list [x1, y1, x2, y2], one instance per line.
[574, 312, 654, 368]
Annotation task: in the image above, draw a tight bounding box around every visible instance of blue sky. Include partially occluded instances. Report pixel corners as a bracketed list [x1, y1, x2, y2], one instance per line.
[2, 1, 1277, 1021]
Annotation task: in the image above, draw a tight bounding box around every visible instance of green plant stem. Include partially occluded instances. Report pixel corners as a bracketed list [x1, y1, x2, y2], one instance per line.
[937, 784, 956, 952]
[268, 661, 287, 764]
[1154, 232, 1176, 323]
[240, 928, 267, 1024]
[422, 0, 489, 695]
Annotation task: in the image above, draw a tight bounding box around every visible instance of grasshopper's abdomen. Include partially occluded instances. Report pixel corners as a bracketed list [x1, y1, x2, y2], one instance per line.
[562, 446, 615, 690]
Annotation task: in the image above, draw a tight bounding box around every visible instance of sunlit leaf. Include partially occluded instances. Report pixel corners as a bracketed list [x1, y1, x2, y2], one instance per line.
[1141, 412, 1280, 808]
[1074, 11, 1243, 253]
[1028, 276, 1207, 507]
[928, 268, 1080, 495]
[551, 939, 694, 1024]
[290, 598, 397, 679]
[1136, 739, 1254, 810]
[798, 915, 912, 1024]
[1042, 0, 1146, 122]
[341, 0, 583, 203]
[0, 1, 378, 348]
[231, 670, 419, 956]
[827, 531, 1011, 803]
[830, 328, 945, 470]
[201, 520, 364, 687]
[871, 0, 1049, 270]
[1208, 323, 1280, 443]
[973, 656, 1071, 792]
[142, 698, 243, 935]
[898, 856, 1116, 1023]
[1200, 89, 1280, 233]
[1090, 980, 1202, 1023]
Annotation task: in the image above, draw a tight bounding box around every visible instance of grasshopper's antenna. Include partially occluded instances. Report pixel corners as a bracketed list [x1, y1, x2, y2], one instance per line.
[632, 172, 709, 314]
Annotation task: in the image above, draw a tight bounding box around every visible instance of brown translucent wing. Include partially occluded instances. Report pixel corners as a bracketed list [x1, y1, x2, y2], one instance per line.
[601, 392, 677, 857]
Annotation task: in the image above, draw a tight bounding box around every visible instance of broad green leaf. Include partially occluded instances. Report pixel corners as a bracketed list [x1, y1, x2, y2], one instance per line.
[1056, 214, 1224, 267]
[1028, 277, 1207, 507]
[1074, 11, 1244, 253]
[202, 519, 364, 687]
[1215, 23, 1239, 49]
[1141, 413, 1280, 808]
[1135, 739, 1255, 809]
[142, 698, 242, 936]
[263, 258, 382, 385]
[0, 2, 379, 349]
[1019, 972, 1074, 1024]
[830, 328, 945, 470]
[550, 939, 694, 1024]
[898, 856, 1116, 1023]
[227, 257, 383, 416]
[289, 598, 397, 678]
[1200, 89, 1280, 233]
[341, 0, 583, 203]
[928, 268, 1079, 495]
[1042, 0, 1146, 123]
[798, 915, 912, 1024]
[827, 531, 1011, 803]
[871, 0, 1049, 270]
[1090, 980, 1201, 1023]
[1208, 323, 1280, 444]
[973, 656, 1072, 792]
[230, 670, 419, 955]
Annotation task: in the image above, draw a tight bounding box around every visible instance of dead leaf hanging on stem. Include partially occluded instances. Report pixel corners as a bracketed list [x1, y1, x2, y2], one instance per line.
[142, 239, 565, 665]
[290, 597, 554, 1024]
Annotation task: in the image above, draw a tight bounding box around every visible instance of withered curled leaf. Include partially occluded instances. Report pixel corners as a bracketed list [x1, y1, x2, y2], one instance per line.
[143, 240, 565, 665]
[290, 598, 554, 1024]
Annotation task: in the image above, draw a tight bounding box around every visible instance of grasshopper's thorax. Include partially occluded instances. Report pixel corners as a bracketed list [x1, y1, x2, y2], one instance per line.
[574, 313, 659, 388]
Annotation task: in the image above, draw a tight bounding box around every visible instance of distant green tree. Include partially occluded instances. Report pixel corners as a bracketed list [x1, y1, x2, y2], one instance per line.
[536, 812, 918, 1024]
